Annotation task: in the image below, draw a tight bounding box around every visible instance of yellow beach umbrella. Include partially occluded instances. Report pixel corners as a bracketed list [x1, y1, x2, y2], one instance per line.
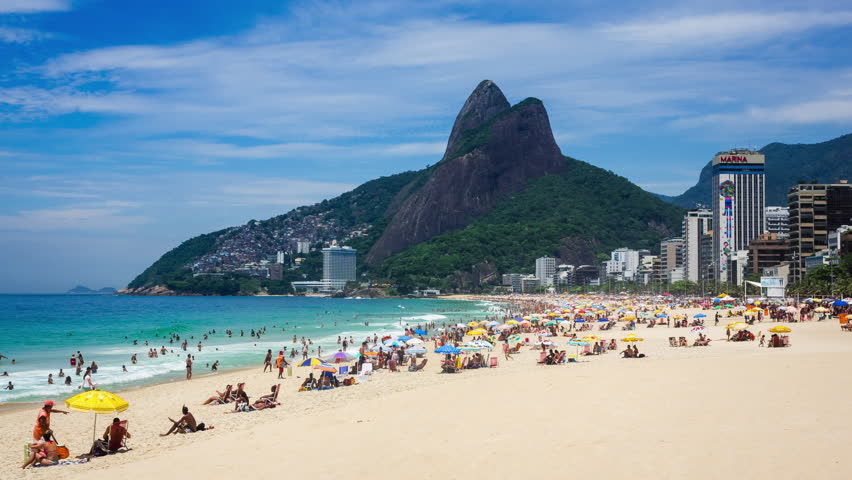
[65, 390, 129, 443]
[728, 323, 748, 331]
[769, 326, 791, 333]
[581, 335, 601, 342]
[622, 335, 644, 342]
[814, 307, 829, 313]
[622, 315, 636, 321]
[507, 320, 519, 325]
[467, 321, 479, 327]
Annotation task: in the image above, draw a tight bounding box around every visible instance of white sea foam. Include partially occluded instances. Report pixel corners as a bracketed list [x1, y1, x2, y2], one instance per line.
[401, 314, 448, 321]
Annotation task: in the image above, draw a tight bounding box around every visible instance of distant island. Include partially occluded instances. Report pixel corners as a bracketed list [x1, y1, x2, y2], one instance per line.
[67, 285, 117, 295]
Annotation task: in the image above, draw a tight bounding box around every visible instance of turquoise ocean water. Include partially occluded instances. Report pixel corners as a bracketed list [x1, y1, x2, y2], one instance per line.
[0, 295, 497, 405]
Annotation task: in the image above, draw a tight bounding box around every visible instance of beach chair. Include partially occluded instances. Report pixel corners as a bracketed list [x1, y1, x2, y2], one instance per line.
[782, 335, 790, 347]
[255, 384, 281, 409]
[106, 420, 129, 452]
[212, 384, 232, 404]
[360, 363, 373, 375]
[537, 352, 547, 364]
[461, 357, 468, 369]
[678, 337, 688, 347]
[409, 359, 428, 372]
[338, 366, 349, 375]
[228, 383, 244, 403]
[489, 357, 498, 368]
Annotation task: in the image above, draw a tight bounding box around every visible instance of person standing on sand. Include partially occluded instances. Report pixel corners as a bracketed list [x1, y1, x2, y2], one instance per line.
[276, 351, 286, 379]
[186, 354, 192, 380]
[263, 349, 272, 372]
[33, 400, 68, 441]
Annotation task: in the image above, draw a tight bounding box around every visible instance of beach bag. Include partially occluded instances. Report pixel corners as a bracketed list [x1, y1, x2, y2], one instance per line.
[57, 445, 70, 459]
[89, 439, 108, 457]
[196, 422, 206, 431]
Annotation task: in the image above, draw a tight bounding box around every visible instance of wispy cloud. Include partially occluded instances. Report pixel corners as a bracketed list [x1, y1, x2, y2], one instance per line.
[0, 0, 69, 14]
[0, 26, 50, 43]
[0, 207, 148, 232]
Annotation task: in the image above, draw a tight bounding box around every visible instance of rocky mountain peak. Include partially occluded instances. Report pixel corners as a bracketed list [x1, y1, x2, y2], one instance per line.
[443, 80, 511, 161]
[366, 82, 567, 264]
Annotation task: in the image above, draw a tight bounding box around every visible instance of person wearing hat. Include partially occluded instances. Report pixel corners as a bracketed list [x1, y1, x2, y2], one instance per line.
[33, 401, 68, 441]
[276, 350, 288, 379]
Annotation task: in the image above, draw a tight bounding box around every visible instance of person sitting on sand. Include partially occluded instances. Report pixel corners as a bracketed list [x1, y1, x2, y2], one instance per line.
[21, 430, 59, 469]
[161, 406, 197, 435]
[300, 373, 315, 390]
[631, 345, 646, 358]
[621, 346, 633, 358]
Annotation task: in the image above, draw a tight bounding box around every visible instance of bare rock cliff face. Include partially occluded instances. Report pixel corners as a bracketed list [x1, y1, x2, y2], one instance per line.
[367, 81, 568, 264]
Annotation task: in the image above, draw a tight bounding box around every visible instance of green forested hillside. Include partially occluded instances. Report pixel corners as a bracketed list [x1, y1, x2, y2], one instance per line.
[378, 157, 685, 290]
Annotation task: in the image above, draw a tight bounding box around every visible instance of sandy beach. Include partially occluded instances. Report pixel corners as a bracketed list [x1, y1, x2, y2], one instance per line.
[3, 302, 850, 479]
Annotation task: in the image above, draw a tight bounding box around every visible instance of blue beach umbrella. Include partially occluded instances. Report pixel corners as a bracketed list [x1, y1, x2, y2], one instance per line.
[398, 335, 413, 342]
[694, 313, 707, 318]
[597, 318, 608, 322]
[435, 345, 461, 355]
[574, 319, 585, 323]
[413, 329, 428, 335]
[833, 300, 848, 307]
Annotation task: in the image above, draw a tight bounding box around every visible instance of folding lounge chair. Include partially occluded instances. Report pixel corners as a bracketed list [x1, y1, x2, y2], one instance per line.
[338, 366, 349, 375]
[107, 420, 129, 452]
[255, 384, 281, 409]
[489, 357, 498, 368]
[669, 337, 677, 347]
[409, 358, 428, 372]
[537, 352, 546, 364]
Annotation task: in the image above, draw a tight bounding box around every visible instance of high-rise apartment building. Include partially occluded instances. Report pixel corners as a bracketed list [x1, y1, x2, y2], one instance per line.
[322, 246, 357, 290]
[711, 150, 766, 282]
[765, 206, 790, 239]
[535, 256, 556, 286]
[747, 233, 790, 275]
[788, 180, 852, 282]
[660, 238, 685, 283]
[683, 209, 712, 283]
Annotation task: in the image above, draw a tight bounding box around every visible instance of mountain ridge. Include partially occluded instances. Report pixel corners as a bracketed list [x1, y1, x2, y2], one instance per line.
[127, 80, 686, 294]
[659, 133, 852, 208]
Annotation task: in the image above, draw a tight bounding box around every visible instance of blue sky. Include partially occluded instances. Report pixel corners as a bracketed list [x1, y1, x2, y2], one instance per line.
[2, 0, 852, 292]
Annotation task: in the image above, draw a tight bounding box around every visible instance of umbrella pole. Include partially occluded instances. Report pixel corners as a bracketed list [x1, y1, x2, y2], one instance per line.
[92, 413, 97, 445]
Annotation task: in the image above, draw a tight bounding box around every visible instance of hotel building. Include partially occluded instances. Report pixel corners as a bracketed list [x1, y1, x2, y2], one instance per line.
[711, 150, 766, 283]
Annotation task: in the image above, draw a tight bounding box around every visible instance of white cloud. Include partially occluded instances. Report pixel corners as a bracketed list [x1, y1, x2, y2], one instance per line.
[0, 0, 68, 14]
[0, 26, 50, 43]
[0, 208, 148, 231]
[674, 97, 852, 128]
[602, 11, 852, 49]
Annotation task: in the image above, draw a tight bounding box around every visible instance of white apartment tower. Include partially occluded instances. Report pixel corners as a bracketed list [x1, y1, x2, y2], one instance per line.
[322, 246, 357, 290]
[535, 256, 556, 286]
[683, 209, 712, 282]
